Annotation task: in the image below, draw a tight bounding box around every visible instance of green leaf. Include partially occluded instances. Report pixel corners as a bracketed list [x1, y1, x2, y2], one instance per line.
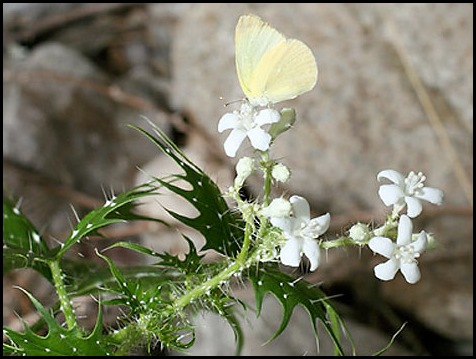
[94, 250, 176, 313]
[269, 107, 296, 139]
[3, 287, 111, 356]
[155, 236, 204, 272]
[130, 123, 244, 258]
[247, 264, 347, 355]
[222, 306, 244, 356]
[107, 236, 204, 274]
[70, 263, 180, 298]
[56, 183, 164, 259]
[95, 249, 130, 296]
[95, 248, 197, 352]
[3, 199, 51, 280]
[208, 295, 246, 356]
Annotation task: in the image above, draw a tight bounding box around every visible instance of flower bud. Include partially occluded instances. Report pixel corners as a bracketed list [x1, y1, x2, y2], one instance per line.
[261, 198, 292, 218]
[234, 157, 255, 187]
[268, 107, 296, 139]
[349, 222, 370, 243]
[272, 163, 291, 183]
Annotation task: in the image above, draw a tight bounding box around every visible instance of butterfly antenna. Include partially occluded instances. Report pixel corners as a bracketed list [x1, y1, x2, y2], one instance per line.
[223, 98, 245, 107]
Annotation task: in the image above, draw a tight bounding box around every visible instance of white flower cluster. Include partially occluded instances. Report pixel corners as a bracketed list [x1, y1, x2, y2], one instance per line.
[366, 169, 444, 284]
[218, 96, 444, 284]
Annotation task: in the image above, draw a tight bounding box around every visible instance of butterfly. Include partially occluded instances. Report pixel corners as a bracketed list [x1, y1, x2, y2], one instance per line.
[234, 14, 318, 107]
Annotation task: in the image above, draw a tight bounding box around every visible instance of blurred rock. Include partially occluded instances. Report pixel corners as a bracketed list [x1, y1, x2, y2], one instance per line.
[172, 288, 414, 356]
[3, 41, 171, 233]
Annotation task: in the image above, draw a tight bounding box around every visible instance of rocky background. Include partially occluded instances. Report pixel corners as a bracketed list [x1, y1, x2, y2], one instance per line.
[3, 3, 473, 356]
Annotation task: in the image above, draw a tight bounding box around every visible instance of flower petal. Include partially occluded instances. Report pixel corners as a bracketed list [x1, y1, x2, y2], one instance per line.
[400, 262, 421, 284]
[378, 184, 404, 206]
[373, 259, 399, 281]
[280, 238, 302, 268]
[416, 187, 444, 205]
[396, 215, 413, 245]
[412, 231, 427, 253]
[404, 196, 422, 218]
[255, 109, 281, 126]
[289, 196, 310, 223]
[377, 169, 405, 186]
[247, 127, 271, 151]
[270, 216, 292, 234]
[368, 237, 396, 258]
[218, 113, 239, 132]
[305, 213, 331, 238]
[223, 129, 246, 157]
[302, 238, 320, 271]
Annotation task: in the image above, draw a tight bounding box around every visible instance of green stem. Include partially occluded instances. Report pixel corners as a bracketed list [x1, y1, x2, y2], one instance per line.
[322, 217, 400, 250]
[174, 261, 242, 310]
[49, 260, 77, 330]
[256, 151, 273, 242]
[175, 221, 253, 311]
[373, 217, 398, 237]
[261, 151, 272, 207]
[237, 221, 252, 264]
[320, 236, 358, 249]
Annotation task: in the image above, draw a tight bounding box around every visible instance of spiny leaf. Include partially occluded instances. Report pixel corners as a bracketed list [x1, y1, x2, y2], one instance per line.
[108, 236, 204, 274]
[155, 236, 203, 272]
[3, 199, 51, 280]
[95, 249, 178, 313]
[222, 306, 244, 356]
[69, 260, 180, 298]
[3, 287, 111, 356]
[56, 183, 164, 259]
[3, 199, 49, 254]
[247, 263, 346, 355]
[95, 248, 199, 352]
[130, 123, 244, 258]
[95, 249, 130, 297]
[207, 294, 246, 356]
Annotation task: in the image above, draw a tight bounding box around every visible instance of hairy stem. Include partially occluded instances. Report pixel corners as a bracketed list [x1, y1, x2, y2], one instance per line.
[49, 260, 77, 330]
[261, 151, 272, 207]
[175, 220, 253, 311]
[320, 236, 357, 249]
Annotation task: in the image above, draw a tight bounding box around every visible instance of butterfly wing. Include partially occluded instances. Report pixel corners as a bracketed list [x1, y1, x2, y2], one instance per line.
[235, 14, 286, 101]
[253, 39, 318, 105]
[235, 14, 318, 106]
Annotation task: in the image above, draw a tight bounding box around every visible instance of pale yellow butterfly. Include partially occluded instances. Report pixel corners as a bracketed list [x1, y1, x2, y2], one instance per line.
[235, 14, 318, 107]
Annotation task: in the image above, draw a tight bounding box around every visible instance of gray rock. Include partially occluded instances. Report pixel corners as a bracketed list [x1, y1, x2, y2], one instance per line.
[3, 41, 172, 234]
[172, 290, 414, 356]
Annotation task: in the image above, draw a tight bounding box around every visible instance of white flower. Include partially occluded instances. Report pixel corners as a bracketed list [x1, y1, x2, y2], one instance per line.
[269, 195, 330, 271]
[368, 215, 427, 284]
[218, 102, 280, 157]
[234, 156, 255, 187]
[377, 169, 444, 218]
[271, 163, 291, 183]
